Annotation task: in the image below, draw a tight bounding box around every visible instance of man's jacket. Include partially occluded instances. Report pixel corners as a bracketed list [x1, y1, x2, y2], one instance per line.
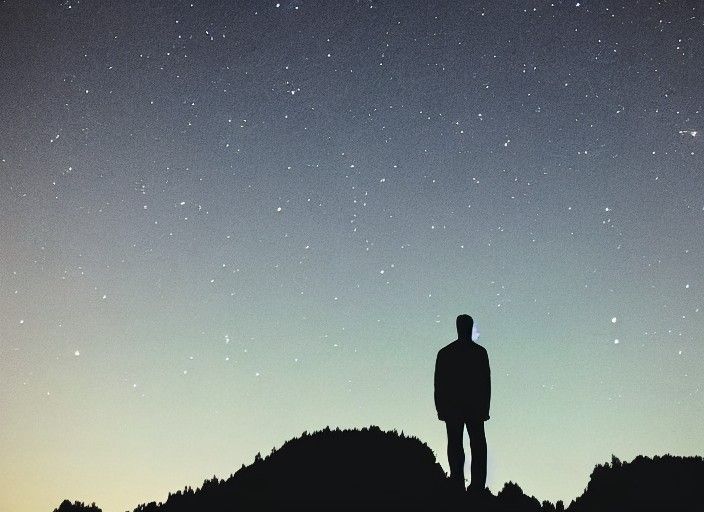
[434, 339, 491, 422]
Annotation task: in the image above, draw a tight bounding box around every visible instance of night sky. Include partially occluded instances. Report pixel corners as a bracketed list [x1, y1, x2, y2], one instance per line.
[1, 1, 703, 511]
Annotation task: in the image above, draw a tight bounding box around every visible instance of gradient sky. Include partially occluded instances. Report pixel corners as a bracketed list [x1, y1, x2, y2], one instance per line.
[1, 1, 703, 511]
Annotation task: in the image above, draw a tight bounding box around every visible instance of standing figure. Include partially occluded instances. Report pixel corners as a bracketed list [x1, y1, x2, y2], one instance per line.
[434, 314, 491, 494]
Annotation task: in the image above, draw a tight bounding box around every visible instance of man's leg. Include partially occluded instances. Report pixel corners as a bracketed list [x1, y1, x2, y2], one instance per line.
[445, 420, 465, 490]
[466, 420, 487, 491]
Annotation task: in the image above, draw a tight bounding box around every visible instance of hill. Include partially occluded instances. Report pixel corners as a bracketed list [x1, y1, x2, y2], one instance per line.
[132, 426, 451, 511]
[53, 426, 704, 511]
[567, 454, 704, 512]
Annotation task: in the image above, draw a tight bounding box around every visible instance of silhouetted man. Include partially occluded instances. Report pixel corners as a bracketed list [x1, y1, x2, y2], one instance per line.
[434, 314, 490, 494]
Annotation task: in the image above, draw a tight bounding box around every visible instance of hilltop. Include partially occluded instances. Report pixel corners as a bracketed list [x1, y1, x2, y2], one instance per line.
[54, 426, 704, 511]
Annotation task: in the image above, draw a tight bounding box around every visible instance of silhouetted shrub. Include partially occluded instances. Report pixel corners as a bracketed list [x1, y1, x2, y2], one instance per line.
[53, 500, 101, 512]
[495, 481, 542, 512]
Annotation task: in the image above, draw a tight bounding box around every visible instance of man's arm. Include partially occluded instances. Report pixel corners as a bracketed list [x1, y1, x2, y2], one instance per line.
[434, 352, 445, 420]
[484, 349, 491, 421]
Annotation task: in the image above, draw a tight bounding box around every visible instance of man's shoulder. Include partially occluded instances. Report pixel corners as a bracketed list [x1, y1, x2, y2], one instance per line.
[438, 340, 487, 355]
[438, 339, 460, 355]
[473, 341, 488, 353]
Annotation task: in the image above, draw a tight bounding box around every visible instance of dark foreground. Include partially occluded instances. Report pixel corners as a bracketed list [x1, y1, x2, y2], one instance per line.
[55, 426, 704, 512]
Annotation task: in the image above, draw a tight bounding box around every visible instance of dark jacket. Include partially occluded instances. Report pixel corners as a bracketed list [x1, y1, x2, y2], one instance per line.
[434, 339, 490, 422]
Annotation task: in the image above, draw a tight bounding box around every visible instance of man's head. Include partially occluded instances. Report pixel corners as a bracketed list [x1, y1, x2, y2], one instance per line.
[456, 314, 474, 340]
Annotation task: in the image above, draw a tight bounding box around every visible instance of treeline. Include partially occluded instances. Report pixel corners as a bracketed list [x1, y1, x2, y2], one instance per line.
[568, 453, 704, 512]
[132, 426, 448, 511]
[53, 427, 704, 511]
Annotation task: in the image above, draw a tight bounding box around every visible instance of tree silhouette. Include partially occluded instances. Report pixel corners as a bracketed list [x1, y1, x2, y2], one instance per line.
[568, 454, 704, 512]
[53, 500, 101, 512]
